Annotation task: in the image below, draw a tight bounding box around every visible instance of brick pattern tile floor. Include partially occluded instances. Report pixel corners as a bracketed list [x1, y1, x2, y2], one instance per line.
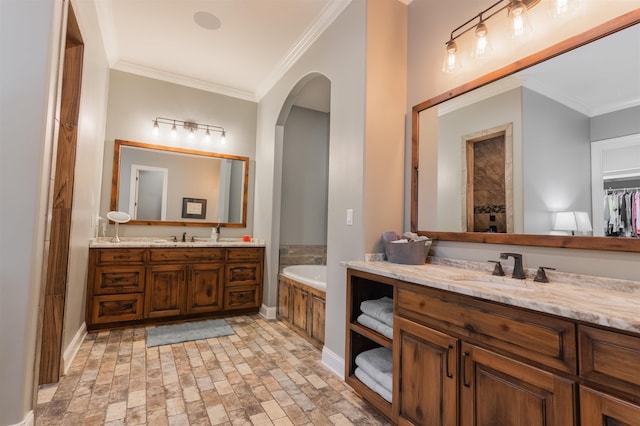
[36, 315, 390, 425]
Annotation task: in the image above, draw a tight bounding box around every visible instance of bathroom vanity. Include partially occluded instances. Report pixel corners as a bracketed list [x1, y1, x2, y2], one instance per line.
[86, 238, 264, 330]
[344, 260, 640, 425]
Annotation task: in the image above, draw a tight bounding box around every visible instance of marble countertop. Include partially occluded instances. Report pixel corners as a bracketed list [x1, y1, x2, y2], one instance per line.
[342, 259, 640, 334]
[90, 237, 266, 248]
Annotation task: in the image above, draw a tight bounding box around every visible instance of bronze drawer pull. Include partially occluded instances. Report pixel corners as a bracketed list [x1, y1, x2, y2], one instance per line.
[446, 344, 454, 378]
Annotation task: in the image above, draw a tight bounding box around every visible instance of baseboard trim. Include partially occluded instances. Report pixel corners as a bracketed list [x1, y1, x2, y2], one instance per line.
[62, 322, 86, 375]
[321, 346, 344, 380]
[10, 410, 33, 426]
[259, 304, 277, 320]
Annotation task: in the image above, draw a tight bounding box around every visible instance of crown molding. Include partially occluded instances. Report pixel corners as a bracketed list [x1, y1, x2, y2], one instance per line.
[255, 0, 352, 100]
[112, 61, 257, 102]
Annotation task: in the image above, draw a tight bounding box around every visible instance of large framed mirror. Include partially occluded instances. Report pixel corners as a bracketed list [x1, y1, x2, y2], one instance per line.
[412, 11, 640, 253]
[110, 139, 249, 227]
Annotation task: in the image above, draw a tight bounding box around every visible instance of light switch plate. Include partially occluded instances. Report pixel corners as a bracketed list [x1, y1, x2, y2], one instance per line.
[346, 209, 353, 226]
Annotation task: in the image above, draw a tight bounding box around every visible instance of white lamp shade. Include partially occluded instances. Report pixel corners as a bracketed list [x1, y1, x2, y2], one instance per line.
[574, 211, 592, 232]
[553, 211, 577, 232]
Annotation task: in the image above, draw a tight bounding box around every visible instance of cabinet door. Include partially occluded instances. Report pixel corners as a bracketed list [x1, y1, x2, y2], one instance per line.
[186, 263, 224, 314]
[459, 342, 575, 426]
[145, 265, 185, 318]
[394, 316, 458, 426]
[309, 294, 325, 345]
[580, 387, 640, 426]
[278, 279, 291, 321]
[291, 286, 309, 333]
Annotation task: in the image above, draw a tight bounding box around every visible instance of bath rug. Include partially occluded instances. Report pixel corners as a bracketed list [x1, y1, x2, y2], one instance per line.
[146, 319, 234, 347]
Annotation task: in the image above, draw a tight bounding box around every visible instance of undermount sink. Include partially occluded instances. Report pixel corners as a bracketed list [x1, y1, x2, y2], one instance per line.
[447, 273, 538, 291]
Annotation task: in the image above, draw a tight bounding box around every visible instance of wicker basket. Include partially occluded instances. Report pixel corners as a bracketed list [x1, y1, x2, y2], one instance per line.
[383, 239, 432, 265]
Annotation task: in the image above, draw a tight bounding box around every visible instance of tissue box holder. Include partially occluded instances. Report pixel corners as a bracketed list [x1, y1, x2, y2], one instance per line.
[383, 240, 431, 265]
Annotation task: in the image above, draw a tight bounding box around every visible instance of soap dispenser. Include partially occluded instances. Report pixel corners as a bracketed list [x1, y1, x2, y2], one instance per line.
[211, 226, 218, 242]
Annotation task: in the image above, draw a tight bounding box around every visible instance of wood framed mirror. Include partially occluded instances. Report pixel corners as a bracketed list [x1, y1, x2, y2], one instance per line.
[411, 11, 640, 253]
[110, 139, 249, 227]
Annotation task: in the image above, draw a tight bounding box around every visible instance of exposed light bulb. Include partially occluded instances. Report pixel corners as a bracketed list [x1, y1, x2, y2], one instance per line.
[152, 119, 159, 136]
[473, 21, 492, 59]
[220, 130, 226, 144]
[205, 127, 211, 142]
[171, 121, 177, 138]
[442, 39, 460, 73]
[548, 0, 576, 16]
[507, 0, 532, 39]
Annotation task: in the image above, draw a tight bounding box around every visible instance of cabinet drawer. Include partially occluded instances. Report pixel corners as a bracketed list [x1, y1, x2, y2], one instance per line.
[226, 262, 261, 286]
[95, 248, 146, 265]
[91, 294, 144, 324]
[224, 285, 260, 310]
[148, 248, 224, 263]
[397, 284, 577, 374]
[579, 325, 640, 400]
[93, 266, 145, 295]
[226, 247, 263, 262]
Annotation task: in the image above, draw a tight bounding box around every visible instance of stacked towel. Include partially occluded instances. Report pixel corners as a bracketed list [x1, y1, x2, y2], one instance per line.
[354, 347, 393, 403]
[357, 297, 393, 339]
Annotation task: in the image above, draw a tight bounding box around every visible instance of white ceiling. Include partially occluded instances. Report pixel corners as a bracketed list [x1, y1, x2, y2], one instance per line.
[94, 0, 350, 103]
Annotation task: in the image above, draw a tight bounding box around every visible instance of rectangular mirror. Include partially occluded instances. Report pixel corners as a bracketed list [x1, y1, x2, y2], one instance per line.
[412, 12, 640, 252]
[110, 139, 249, 227]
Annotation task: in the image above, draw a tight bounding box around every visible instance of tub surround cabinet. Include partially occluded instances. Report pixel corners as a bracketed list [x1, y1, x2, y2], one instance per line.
[278, 274, 326, 348]
[344, 265, 640, 425]
[87, 246, 263, 329]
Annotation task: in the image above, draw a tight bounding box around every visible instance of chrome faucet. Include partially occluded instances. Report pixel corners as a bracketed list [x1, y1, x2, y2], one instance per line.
[499, 253, 525, 279]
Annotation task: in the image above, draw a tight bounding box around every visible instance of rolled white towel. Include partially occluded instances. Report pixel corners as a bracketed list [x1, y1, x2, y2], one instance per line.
[354, 347, 393, 392]
[357, 314, 393, 340]
[354, 367, 392, 403]
[360, 296, 393, 327]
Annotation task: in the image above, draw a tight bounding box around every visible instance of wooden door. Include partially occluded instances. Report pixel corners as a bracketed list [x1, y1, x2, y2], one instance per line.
[580, 387, 640, 426]
[38, 3, 83, 385]
[459, 342, 575, 426]
[186, 263, 224, 314]
[145, 265, 184, 318]
[394, 316, 458, 426]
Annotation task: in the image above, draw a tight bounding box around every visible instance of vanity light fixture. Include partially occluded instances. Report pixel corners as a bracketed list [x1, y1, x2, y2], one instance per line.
[152, 117, 226, 142]
[442, 0, 540, 73]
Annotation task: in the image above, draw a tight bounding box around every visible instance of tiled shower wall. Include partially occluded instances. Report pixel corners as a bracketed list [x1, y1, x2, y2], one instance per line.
[278, 245, 327, 271]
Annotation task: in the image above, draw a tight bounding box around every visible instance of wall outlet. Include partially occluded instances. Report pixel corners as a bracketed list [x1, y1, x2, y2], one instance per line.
[346, 209, 353, 226]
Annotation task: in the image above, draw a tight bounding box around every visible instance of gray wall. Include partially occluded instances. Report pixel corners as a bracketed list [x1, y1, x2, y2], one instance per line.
[591, 105, 640, 141]
[0, 0, 110, 423]
[102, 70, 257, 238]
[280, 106, 330, 246]
[522, 88, 591, 234]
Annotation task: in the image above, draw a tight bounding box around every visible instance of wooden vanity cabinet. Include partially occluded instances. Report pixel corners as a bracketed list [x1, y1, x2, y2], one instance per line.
[345, 270, 395, 420]
[87, 248, 146, 325]
[146, 248, 224, 318]
[224, 248, 263, 310]
[393, 316, 457, 426]
[578, 326, 640, 425]
[393, 281, 576, 426]
[87, 246, 262, 329]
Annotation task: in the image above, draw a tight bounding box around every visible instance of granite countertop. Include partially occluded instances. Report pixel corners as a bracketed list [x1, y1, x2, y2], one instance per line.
[342, 258, 640, 334]
[90, 237, 266, 248]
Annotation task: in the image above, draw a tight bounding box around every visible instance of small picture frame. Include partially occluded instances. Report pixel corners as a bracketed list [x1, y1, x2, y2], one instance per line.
[181, 197, 207, 219]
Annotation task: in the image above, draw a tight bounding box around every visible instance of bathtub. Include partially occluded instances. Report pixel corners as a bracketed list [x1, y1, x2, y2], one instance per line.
[278, 265, 326, 348]
[281, 265, 326, 291]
